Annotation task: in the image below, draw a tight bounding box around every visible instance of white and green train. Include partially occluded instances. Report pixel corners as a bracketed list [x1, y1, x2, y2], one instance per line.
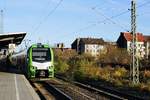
[10, 43, 54, 79]
[26, 43, 54, 78]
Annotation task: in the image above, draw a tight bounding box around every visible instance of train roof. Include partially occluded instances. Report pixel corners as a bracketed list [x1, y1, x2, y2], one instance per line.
[30, 43, 50, 48]
[0, 32, 26, 49]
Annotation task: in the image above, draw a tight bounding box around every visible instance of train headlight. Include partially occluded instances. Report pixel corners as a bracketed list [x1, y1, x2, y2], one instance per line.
[48, 66, 51, 69]
[34, 66, 37, 70]
[50, 66, 54, 68]
[30, 66, 36, 71]
[32, 66, 35, 69]
[48, 66, 54, 70]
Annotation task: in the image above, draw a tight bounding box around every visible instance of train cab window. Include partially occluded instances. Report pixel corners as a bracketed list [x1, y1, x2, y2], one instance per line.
[32, 48, 51, 62]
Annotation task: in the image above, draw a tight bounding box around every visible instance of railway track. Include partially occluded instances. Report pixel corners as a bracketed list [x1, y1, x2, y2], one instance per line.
[54, 77, 125, 100]
[73, 81, 144, 100]
[31, 76, 145, 100]
[31, 80, 72, 100]
[55, 76, 146, 100]
[31, 78, 110, 100]
[46, 78, 109, 100]
[73, 80, 147, 100]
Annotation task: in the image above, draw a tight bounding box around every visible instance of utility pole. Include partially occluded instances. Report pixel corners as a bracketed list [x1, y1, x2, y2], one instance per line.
[131, 0, 139, 84]
[0, 9, 3, 34]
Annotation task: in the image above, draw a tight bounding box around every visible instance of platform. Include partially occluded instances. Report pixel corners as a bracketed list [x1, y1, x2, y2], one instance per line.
[0, 72, 40, 100]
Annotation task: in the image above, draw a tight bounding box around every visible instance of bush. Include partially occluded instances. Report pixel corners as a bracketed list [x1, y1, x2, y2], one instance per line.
[99, 66, 112, 81]
[54, 48, 77, 74]
[113, 67, 127, 79]
[73, 59, 96, 80]
[98, 48, 131, 66]
[55, 60, 69, 74]
[68, 54, 101, 81]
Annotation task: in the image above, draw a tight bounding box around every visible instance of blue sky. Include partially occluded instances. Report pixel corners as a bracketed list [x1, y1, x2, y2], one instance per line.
[0, 0, 150, 48]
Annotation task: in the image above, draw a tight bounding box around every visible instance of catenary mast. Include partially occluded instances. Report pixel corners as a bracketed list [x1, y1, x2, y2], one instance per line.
[131, 0, 139, 84]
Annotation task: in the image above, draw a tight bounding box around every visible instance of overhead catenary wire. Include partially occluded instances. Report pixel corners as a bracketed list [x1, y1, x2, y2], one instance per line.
[29, 0, 63, 38]
[27, 0, 150, 46]
[75, 0, 150, 33]
[92, 8, 129, 31]
[50, 0, 150, 43]
[30, 0, 52, 29]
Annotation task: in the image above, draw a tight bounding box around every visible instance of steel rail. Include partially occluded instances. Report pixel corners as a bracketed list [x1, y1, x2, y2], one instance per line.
[42, 81, 72, 100]
[31, 81, 72, 100]
[56, 75, 145, 100]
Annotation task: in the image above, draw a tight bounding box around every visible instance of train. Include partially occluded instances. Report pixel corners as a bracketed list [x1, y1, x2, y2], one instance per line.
[10, 43, 54, 79]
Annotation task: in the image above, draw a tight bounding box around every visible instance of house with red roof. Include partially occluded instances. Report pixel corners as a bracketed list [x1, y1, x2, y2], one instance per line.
[144, 36, 150, 59]
[117, 32, 145, 58]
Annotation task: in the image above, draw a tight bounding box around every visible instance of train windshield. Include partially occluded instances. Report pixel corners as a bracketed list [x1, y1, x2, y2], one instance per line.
[32, 48, 51, 62]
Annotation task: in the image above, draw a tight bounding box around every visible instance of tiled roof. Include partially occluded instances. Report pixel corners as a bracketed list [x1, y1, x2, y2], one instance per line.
[121, 32, 144, 42]
[79, 38, 105, 44]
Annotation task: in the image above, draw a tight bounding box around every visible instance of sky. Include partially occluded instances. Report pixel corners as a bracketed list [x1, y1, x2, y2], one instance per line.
[0, 0, 150, 49]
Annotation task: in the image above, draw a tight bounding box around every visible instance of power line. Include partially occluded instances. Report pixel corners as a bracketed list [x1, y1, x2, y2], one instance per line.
[40, 1, 150, 43]
[34, 0, 63, 32]
[92, 8, 129, 31]
[74, 0, 150, 33]
[137, 0, 150, 8]
[30, 0, 63, 38]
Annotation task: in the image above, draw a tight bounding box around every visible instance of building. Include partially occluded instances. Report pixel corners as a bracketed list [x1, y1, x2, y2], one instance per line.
[144, 36, 150, 59]
[71, 38, 106, 56]
[117, 32, 145, 58]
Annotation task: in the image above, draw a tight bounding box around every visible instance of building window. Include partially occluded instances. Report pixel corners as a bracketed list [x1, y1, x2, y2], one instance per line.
[86, 45, 88, 48]
[93, 50, 95, 53]
[93, 45, 95, 48]
[138, 44, 140, 47]
[96, 45, 99, 49]
[90, 50, 92, 53]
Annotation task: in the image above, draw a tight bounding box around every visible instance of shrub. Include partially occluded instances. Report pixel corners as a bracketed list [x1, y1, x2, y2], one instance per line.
[113, 67, 127, 79]
[99, 67, 112, 81]
[69, 54, 102, 81]
[98, 48, 131, 67]
[54, 48, 77, 74]
[55, 60, 69, 74]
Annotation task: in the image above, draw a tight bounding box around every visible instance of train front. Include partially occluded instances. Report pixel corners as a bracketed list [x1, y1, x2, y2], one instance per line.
[27, 43, 54, 78]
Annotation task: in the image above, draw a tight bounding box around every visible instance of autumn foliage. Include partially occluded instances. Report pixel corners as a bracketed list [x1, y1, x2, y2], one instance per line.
[54, 47, 150, 93]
